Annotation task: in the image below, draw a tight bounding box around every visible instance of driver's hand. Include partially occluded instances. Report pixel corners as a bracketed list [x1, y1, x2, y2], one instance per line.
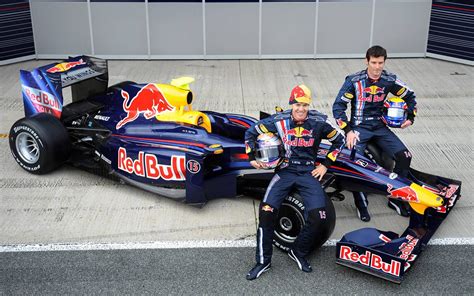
[400, 119, 413, 129]
[311, 164, 327, 181]
[250, 160, 264, 169]
[346, 131, 360, 150]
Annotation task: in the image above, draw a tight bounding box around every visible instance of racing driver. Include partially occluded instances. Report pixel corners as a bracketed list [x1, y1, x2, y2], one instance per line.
[245, 85, 345, 280]
[332, 45, 418, 222]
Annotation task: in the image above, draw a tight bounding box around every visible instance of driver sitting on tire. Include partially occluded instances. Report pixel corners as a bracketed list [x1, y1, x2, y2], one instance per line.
[245, 85, 345, 280]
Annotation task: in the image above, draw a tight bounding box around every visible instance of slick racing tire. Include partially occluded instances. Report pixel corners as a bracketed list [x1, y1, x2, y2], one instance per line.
[9, 113, 71, 175]
[273, 193, 336, 253]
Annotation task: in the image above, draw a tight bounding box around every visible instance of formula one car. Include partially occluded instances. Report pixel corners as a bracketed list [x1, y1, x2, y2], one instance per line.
[9, 56, 461, 283]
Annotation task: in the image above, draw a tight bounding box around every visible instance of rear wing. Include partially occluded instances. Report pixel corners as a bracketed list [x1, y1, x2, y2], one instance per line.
[20, 55, 108, 118]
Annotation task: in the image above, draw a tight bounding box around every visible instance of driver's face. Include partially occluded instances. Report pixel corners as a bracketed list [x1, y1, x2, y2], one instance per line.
[291, 103, 309, 121]
[366, 56, 385, 79]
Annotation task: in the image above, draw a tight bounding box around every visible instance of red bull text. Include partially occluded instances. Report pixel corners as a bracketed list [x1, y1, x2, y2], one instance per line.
[339, 246, 401, 277]
[118, 147, 185, 181]
[116, 84, 174, 129]
[22, 85, 61, 117]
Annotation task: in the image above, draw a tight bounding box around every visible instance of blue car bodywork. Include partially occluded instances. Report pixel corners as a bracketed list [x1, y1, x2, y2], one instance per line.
[15, 56, 462, 283]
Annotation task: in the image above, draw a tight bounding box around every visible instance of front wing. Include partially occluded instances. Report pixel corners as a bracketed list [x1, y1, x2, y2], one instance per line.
[336, 178, 461, 283]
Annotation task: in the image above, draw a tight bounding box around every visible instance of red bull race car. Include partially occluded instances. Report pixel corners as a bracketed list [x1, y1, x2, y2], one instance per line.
[9, 56, 461, 283]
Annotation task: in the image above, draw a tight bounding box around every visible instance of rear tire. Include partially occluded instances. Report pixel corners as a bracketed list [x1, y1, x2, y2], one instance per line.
[273, 193, 336, 253]
[9, 113, 71, 174]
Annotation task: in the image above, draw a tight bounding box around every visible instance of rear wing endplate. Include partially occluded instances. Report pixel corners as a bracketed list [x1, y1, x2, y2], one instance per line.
[19, 55, 108, 118]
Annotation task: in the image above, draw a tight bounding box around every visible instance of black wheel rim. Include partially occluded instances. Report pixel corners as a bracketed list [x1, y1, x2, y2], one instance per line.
[274, 202, 304, 244]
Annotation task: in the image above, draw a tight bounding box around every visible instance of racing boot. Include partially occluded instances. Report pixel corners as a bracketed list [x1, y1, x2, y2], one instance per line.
[388, 199, 411, 217]
[288, 249, 312, 272]
[246, 262, 271, 280]
[353, 192, 370, 222]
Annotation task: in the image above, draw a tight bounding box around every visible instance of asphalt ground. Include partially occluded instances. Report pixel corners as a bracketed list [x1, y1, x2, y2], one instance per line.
[1, 245, 473, 295]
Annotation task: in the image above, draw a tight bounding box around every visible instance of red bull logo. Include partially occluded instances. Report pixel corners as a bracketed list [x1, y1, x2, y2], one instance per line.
[361, 85, 385, 102]
[386, 184, 419, 203]
[286, 127, 312, 138]
[284, 128, 314, 147]
[118, 147, 185, 180]
[262, 205, 274, 212]
[46, 59, 86, 73]
[327, 149, 340, 162]
[116, 84, 174, 129]
[339, 246, 401, 277]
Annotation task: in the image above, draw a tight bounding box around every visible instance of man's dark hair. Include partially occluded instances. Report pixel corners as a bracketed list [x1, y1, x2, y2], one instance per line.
[366, 45, 387, 61]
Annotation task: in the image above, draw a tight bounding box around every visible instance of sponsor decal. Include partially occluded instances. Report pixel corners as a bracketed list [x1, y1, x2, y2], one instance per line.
[436, 184, 459, 213]
[396, 87, 406, 96]
[186, 160, 201, 174]
[422, 185, 441, 194]
[94, 115, 110, 121]
[400, 234, 419, 271]
[399, 234, 419, 260]
[389, 172, 398, 179]
[116, 84, 174, 129]
[362, 86, 386, 102]
[286, 195, 305, 210]
[379, 234, 392, 243]
[284, 127, 314, 147]
[46, 59, 86, 73]
[317, 148, 328, 156]
[245, 141, 251, 154]
[117, 147, 185, 180]
[22, 85, 61, 116]
[336, 118, 347, 129]
[444, 184, 459, 199]
[386, 184, 419, 203]
[339, 246, 401, 277]
[403, 254, 418, 271]
[356, 159, 368, 167]
[286, 127, 312, 138]
[344, 92, 354, 99]
[60, 67, 99, 87]
[327, 149, 340, 162]
[327, 129, 337, 139]
[262, 205, 274, 212]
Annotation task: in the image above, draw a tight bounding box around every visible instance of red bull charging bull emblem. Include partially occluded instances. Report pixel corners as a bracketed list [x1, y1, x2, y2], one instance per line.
[386, 184, 419, 203]
[284, 127, 314, 147]
[116, 84, 174, 129]
[361, 85, 386, 102]
[46, 59, 86, 73]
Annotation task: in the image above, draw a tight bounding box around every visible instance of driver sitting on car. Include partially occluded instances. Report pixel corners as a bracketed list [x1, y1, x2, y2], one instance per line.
[332, 45, 418, 222]
[245, 85, 345, 280]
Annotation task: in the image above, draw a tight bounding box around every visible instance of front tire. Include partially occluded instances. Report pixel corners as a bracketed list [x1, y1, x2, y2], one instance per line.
[273, 193, 336, 253]
[9, 113, 71, 174]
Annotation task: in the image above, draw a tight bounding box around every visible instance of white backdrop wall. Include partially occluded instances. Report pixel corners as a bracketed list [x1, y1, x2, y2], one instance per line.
[29, 0, 432, 59]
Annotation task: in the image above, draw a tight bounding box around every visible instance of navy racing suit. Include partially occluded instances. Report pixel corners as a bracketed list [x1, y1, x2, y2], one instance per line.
[245, 109, 345, 264]
[333, 69, 417, 215]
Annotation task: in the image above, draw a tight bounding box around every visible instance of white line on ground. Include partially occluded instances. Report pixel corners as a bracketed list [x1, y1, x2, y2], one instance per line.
[0, 238, 473, 253]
